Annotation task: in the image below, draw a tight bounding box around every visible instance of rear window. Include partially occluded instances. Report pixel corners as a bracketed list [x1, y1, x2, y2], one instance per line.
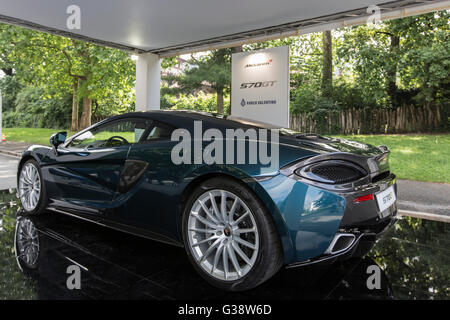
[144, 121, 174, 141]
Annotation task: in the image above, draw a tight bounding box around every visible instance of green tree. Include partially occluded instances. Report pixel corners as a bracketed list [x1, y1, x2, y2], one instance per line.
[164, 49, 231, 114]
[337, 11, 450, 108]
[0, 24, 136, 130]
[321, 30, 333, 97]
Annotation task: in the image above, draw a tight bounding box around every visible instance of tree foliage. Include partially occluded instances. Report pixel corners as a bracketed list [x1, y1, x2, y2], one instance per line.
[337, 11, 450, 107]
[0, 10, 448, 132]
[163, 49, 231, 114]
[0, 23, 135, 129]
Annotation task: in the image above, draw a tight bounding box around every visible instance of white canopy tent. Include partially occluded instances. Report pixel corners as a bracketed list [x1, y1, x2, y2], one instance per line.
[0, 0, 448, 111]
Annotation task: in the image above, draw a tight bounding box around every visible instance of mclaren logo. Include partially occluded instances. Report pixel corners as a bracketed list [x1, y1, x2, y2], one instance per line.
[244, 58, 272, 68]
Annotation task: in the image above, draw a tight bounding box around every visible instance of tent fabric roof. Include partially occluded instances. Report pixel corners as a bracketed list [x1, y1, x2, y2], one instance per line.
[0, 0, 448, 56]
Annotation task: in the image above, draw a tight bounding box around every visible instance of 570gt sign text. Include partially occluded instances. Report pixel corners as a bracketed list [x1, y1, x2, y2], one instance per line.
[240, 80, 277, 89]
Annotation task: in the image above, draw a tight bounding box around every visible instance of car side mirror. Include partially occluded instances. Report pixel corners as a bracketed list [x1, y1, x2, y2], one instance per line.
[49, 131, 67, 149]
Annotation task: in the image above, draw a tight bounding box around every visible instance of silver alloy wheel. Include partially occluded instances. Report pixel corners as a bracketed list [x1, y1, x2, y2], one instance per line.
[18, 163, 41, 212]
[187, 189, 259, 281]
[15, 218, 40, 267]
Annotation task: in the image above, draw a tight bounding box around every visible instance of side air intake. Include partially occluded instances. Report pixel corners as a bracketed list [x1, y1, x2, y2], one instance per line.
[295, 160, 366, 185]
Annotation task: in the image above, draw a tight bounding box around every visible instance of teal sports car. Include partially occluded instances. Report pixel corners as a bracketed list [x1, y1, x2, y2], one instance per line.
[16, 110, 397, 291]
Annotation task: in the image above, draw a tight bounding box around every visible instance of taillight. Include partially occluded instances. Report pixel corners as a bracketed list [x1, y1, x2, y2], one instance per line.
[353, 194, 374, 203]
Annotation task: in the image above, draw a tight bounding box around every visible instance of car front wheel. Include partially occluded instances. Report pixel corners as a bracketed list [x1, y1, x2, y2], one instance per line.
[182, 177, 283, 291]
[18, 159, 47, 215]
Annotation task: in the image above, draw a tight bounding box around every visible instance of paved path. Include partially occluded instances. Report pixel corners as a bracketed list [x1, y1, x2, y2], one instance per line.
[0, 141, 30, 157]
[0, 153, 19, 190]
[397, 179, 450, 218]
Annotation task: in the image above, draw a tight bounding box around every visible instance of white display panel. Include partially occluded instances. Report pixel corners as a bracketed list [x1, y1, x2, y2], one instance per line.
[231, 46, 290, 128]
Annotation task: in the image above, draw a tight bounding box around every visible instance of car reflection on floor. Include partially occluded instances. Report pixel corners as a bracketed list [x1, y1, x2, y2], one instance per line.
[1, 189, 448, 300]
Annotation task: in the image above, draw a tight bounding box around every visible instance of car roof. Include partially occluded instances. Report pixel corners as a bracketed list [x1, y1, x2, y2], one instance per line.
[105, 110, 282, 131]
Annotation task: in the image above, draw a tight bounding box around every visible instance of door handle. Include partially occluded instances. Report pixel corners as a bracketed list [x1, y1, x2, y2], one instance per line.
[56, 148, 90, 157]
[75, 152, 90, 157]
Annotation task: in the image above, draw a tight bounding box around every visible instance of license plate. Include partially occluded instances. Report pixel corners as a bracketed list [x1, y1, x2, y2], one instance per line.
[376, 186, 396, 213]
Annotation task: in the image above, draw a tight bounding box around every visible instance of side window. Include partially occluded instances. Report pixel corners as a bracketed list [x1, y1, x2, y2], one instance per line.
[67, 119, 147, 149]
[144, 121, 174, 141]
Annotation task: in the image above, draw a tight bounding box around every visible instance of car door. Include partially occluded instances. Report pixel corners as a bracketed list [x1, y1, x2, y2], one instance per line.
[42, 117, 148, 212]
[108, 119, 180, 235]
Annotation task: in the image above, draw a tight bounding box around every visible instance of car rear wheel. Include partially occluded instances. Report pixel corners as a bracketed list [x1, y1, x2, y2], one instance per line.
[18, 159, 47, 215]
[182, 177, 283, 291]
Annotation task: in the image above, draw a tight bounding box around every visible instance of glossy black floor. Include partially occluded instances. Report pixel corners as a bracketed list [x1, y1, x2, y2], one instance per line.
[0, 189, 448, 300]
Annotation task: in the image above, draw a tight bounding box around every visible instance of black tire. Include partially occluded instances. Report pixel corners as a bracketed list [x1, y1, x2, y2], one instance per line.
[182, 177, 284, 291]
[14, 217, 40, 275]
[17, 159, 47, 215]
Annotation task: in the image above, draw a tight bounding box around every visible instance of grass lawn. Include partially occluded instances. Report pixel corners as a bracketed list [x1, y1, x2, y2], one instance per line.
[2, 128, 449, 183]
[336, 134, 450, 184]
[2, 128, 75, 146]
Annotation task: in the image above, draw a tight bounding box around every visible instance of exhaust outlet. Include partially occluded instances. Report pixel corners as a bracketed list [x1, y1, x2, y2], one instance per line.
[325, 233, 356, 254]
